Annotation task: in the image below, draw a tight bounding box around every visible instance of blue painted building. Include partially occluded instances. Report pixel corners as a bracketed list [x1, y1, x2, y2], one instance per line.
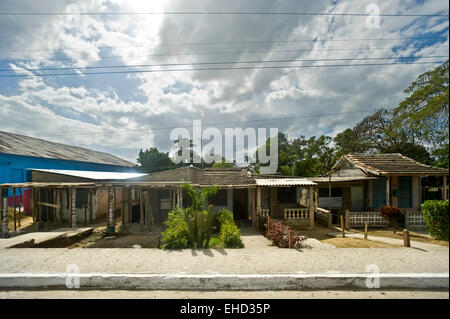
[0, 131, 136, 207]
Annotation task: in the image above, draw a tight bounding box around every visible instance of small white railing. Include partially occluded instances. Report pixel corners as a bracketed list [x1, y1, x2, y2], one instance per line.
[346, 210, 427, 230]
[257, 208, 270, 217]
[347, 211, 388, 228]
[407, 211, 427, 230]
[284, 208, 309, 219]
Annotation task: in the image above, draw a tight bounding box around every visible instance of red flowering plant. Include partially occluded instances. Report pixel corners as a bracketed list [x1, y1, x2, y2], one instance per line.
[266, 220, 306, 248]
[379, 206, 403, 232]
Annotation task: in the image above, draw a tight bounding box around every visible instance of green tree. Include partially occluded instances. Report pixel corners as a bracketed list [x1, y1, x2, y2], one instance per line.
[393, 60, 449, 147]
[334, 128, 368, 155]
[137, 147, 176, 173]
[392, 60, 449, 167]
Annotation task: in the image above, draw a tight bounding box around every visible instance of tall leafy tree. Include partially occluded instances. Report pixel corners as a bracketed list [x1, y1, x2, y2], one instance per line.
[137, 148, 176, 173]
[393, 60, 449, 147]
[392, 60, 449, 167]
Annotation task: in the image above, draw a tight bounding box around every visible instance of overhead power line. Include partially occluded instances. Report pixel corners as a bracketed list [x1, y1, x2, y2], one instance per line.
[40, 109, 381, 138]
[0, 35, 445, 53]
[5, 45, 448, 63]
[0, 60, 445, 78]
[0, 11, 448, 17]
[2, 55, 445, 73]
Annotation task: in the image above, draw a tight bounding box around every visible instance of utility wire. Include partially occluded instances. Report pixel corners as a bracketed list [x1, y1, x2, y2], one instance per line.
[0, 60, 445, 78]
[0, 11, 448, 17]
[2, 55, 445, 73]
[0, 36, 445, 53]
[5, 45, 448, 63]
[40, 109, 380, 138]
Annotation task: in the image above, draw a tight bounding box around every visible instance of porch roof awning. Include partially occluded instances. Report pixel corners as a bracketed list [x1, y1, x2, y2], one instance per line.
[255, 178, 316, 186]
[31, 169, 148, 180]
[311, 176, 380, 183]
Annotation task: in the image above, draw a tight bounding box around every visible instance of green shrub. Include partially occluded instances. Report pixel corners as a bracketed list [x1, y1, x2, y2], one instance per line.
[421, 200, 449, 240]
[217, 208, 234, 225]
[220, 222, 244, 248]
[161, 208, 193, 249]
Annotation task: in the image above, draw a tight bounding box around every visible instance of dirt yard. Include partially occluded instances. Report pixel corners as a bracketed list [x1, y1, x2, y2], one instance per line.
[285, 223, 406, 248]
[352, 229, 449, 247]
[69, 224, 162, 248]
[321, 237, 403, 248]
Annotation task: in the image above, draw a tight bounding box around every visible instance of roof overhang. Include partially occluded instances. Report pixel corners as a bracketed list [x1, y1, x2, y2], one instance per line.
[31, 169, 148, 180]
[255, 178, 316, 186]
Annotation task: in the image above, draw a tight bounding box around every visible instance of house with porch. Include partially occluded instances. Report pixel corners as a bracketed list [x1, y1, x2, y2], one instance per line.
[0, 166, 318, 236]
[311, 153, 449, 229]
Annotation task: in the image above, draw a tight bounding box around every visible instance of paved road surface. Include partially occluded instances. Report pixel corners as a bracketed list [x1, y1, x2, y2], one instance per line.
[1, 289, 448, 299]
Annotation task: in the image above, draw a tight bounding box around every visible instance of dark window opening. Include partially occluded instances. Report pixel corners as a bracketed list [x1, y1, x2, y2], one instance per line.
[319, 187, 342, 197]
[76, 189, 88, 208]
[277, 187, 297, 203]
[208, 189, 228, 206]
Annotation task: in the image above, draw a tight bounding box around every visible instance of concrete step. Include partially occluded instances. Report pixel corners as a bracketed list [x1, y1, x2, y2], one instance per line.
[0, 227, 93, 249]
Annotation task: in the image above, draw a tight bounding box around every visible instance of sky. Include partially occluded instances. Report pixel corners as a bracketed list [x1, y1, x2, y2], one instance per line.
[0, 0, 448, 165]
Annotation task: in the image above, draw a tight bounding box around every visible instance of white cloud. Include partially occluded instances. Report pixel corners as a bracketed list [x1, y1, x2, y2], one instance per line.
[0, 0, 448, 163]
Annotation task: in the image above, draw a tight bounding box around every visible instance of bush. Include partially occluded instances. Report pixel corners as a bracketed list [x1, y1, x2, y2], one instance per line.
[161, 208, 192, 249]
[421, 200, 449, 240]
[220, 222, 244, 248]
[266, 220, 306, 248]
[379, 206, 403, 229]
[217, 208, 234, 225]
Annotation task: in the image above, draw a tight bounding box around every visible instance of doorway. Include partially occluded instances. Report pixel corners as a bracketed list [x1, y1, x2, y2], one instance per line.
[232, 189, 248, 220]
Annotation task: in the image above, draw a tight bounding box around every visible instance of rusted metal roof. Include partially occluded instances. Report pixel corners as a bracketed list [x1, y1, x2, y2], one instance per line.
[31, 169, 147, 180]
[255, 178, 316, 186]
[341, 153, 449, 176]
[0, 131, 134, 167]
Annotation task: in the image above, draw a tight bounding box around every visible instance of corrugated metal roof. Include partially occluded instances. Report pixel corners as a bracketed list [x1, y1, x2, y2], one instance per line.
[0, 131, 134, 167]
[311, 176, 380, 183]
[255, 178, 316, 186]
[31, 169, 147, 180]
